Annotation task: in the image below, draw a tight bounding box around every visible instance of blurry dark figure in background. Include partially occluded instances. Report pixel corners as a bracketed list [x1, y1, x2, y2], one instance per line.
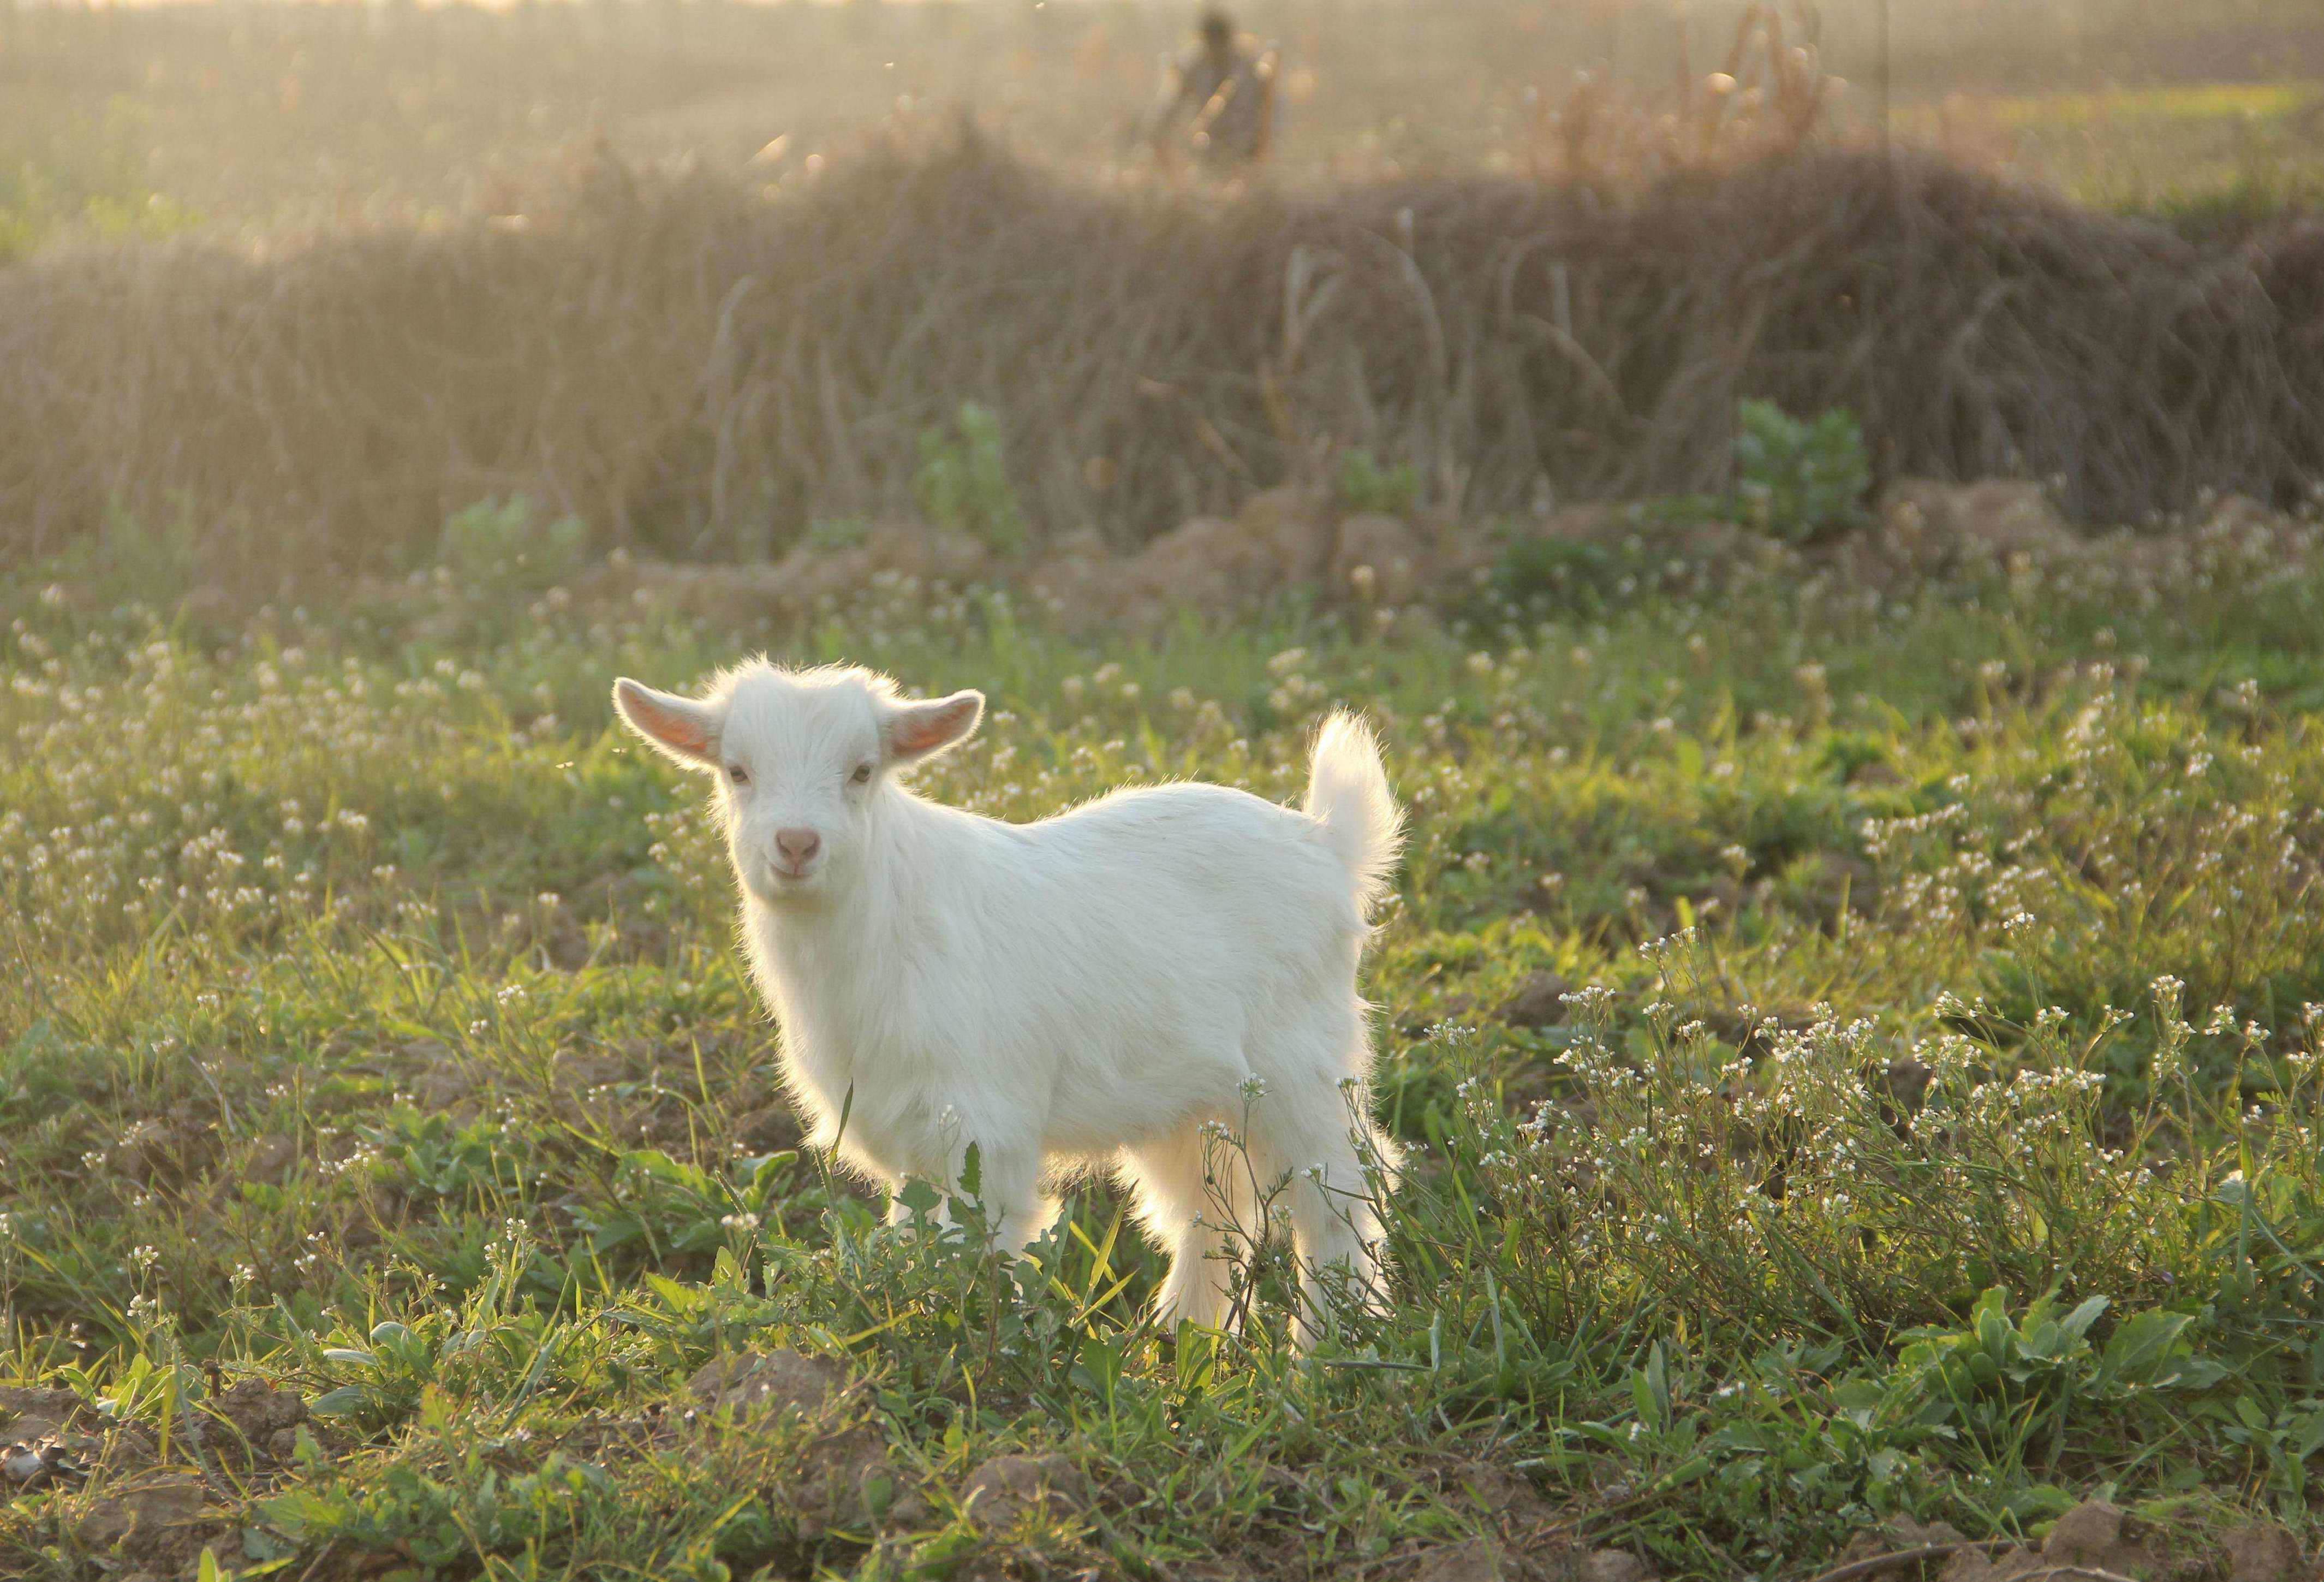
[1149, 8, 1279, 173]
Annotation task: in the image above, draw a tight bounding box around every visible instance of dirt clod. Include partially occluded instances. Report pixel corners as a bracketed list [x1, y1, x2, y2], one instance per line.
[687, 1348, 845, 1421]
[2222, 1522, 2313, 1582]
[959, 1452, 1085, 1531]
[207, 1377, 309, 1467]
[1834, 1517, 1969, 1573]
[786, 1423, 933, 1542]
[1579, 1551, 1656, 1582]
[1881, 477, 2081, 570]
[2043, 1500, 2170, 1577]
[71, 1473, 208, 1560]
[1240, 484, 1336, 586]
[1414, 1537, 1525, 1581]
[0, 1386, 85, 1428]
[1118, 513, 1284, 626]
[1333, 513, 1433, 608]
[2, 1415, 67, 1447]
[1449, 1461, 1551, 1526]
[1938, 1548, 2040, 1582]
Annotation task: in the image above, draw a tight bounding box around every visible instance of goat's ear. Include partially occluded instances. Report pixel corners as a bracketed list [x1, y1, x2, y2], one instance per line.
[884, 689, 984, 766]
[611, 678, 722, 770]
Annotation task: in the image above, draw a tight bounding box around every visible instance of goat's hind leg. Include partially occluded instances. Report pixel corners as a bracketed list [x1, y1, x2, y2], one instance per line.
[1119, 1127, 1251, 1334]
[1246, 1056, 1397, 1343]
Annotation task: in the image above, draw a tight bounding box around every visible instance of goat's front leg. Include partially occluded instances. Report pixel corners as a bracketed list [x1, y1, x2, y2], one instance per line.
[887, 1140, 1049, 1256]
[978, 1153, 1058, 1257]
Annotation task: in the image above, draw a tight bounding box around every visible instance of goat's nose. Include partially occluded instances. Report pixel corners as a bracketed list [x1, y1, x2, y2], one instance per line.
[774, 827, 821, 867]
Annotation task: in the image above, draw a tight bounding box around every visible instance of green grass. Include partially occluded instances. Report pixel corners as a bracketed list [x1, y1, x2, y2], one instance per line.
[3, 512, 2323, 1580]
[0, 96, 199, 262]
[1899, 80, 2324, 224]
[1981, 82, 2323, 129]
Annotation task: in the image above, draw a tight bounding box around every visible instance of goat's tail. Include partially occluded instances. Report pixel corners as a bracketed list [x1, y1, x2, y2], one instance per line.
[1304, 711, 1404, 919]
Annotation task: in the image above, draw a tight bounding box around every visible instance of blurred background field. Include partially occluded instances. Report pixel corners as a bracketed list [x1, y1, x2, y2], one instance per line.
[3, 0, 2321, 587]
[2, 0, 2320, 248]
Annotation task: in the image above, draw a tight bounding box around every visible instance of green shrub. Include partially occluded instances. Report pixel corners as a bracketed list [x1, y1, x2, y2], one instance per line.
[1336, 448, 1422, 516]
[1732, 399, 1870, 542]
[803, 516, 871, 553]
[436, 496, 588, 597]
[916, 400, 1027, 557]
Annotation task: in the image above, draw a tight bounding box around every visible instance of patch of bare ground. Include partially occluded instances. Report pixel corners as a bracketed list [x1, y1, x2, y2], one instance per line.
[1825, 1501, 2320, 1582]
[446, 478, 2324, 639]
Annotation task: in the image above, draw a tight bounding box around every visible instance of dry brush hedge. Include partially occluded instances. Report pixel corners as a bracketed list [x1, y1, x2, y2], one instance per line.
[3, 131, 2320, 571]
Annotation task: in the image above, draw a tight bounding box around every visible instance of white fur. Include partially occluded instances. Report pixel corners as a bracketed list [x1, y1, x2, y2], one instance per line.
[611, 660, 1403, 1339]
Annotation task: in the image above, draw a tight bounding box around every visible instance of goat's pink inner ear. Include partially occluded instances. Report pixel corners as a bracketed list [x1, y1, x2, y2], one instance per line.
[888, 692, 982, 759]
[620, 683, 714, 759]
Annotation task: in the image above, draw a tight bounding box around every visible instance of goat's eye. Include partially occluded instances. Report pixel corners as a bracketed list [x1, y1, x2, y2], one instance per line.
[850, 763, 873, 785]
[728, 765, 749, 786]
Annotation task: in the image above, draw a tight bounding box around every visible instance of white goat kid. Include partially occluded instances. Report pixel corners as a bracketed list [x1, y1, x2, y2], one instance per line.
[611, 661, 1403, 1340]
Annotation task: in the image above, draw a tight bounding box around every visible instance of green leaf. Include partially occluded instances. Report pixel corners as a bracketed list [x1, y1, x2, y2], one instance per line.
[2059, 1295, 2111, 1340]
[2097, 1309, 2192, 1386]
[1976, 1303, 2015, 1363]
[644, 1272, 705, 1313]
[307, 1385, 371, 1418]
[260, 1487, 349, 1537]
[1631, 1341, 1671, 1435]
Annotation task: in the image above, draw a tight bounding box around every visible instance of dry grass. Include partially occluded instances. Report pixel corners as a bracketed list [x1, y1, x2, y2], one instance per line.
[4, 2, 2320, 581]
[3, 121, 2320, 578]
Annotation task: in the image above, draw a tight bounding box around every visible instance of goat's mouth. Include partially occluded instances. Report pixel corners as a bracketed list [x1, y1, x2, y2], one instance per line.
[758, 859, 824, 893]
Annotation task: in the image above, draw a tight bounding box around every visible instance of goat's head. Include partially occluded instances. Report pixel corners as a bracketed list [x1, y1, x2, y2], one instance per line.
[612, 662, 982, 905]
